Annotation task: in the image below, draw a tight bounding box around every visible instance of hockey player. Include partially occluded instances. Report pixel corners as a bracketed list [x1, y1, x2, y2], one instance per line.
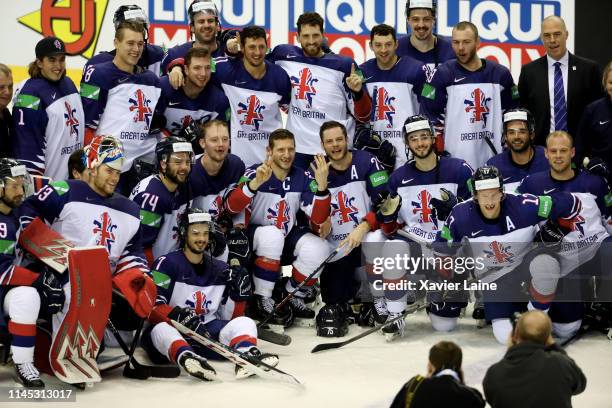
[80, 20, 163, 196]
[420, 21, 519, 169]
[311, 121, 389, 337]
[517, 131, 612, 339]
[13, 37, 84, 181]
[67, 148, 89, 182]
[158, 47, 229, 142]
[214, 26, 292, 167]
[267, 12, 372, 169]
[83, 5, 164, 77]
[225, 129, 331, 325]
[146, 208, 277, 380]
[130, 137, 193, 265]
[18, 136, 156, 340]
[486, 108, 550, 193]
[397, 0, 455, 82]
[0, 158, 64, 387]
[162, 0, 240, 86]
[433, 165, 587, 344]
[360, 24, 426, 169]
[367, 115, 473, 339]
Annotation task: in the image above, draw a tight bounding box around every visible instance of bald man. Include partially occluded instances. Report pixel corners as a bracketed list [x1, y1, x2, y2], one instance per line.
[519, 16, 602, 146]
[483, 311, 586, 408]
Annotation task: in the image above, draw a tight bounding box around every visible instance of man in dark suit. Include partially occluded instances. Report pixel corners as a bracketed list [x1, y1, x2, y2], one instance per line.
[0, 63, 13, 158]
[518, 16, 602, 146]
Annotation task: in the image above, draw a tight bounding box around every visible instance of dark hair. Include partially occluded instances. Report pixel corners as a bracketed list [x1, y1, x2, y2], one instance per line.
[115, 20, 146, 41]
[268, 128, 295, 149]
[185, 46, 211, 66]
[297, 12, 324, 34]
[201, 119, 229, 140]
[68, 148, 86, 179]
[27, 56, 66, 80]
[429, 341, 464, 383]
[319, 121, 347, 142]
[370, 24, 397, 42]
[453, 21, 479, 39]
[240, 26, 267, 47]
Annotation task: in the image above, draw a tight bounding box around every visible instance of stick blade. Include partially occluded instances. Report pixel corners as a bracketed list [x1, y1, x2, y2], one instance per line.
[311, 341, 345, 353]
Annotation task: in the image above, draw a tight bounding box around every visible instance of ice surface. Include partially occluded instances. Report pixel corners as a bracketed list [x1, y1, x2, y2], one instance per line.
[0, 309, 610, 408]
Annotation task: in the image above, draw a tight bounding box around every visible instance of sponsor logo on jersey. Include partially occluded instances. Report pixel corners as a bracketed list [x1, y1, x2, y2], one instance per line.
[290, 67, 318, 108]
[186, 290, 212, 315]
[331, 191, 360, 226]
[93, 212, 117, 252]
[237, 95, 265, 131]
[484, 241, 514, 264]
[129, 89, 153, 129]
[372, 85, 396, 128]
[63, 101, 80, 138]
[464, 88, 491, 128]
[266, 199, 291, 234]
[412, 189, 438, 229]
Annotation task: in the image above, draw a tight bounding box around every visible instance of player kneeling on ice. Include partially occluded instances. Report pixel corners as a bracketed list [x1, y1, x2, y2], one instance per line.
[0, 158, 64, 387]
[145, 208, 278, 380]
[225, 129, 331, 328]
[432, 165, 588, 344]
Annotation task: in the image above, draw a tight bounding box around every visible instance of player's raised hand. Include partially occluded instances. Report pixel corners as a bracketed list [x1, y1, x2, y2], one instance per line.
[169, 65, 185, 90]
[345, 63, 364, 93]
[226, 32, 241, 54]
[311, 154, 330, 191]
[250, 157, 273, 190]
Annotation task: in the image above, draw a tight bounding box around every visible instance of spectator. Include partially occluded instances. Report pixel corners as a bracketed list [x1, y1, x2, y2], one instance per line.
[518, 16, 602, 146]
[0, 63, 13, 158]
[483, 310, 587, 408]
[390, 341, 485, 408]
[575, 60, 612, 171]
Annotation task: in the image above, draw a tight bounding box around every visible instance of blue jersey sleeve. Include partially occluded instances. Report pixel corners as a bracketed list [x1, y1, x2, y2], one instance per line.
[12, 88, 49, 176]
[365, 156, 390, 205]
[80, 67, 109, 131]
[500, 66, 519, 110]
[150, 254, 178, 305]
[457, 161, 474, 200]
[17, 181, 69, 230]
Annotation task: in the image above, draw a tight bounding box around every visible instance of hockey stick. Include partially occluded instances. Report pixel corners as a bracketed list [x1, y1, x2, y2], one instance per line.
[106, 317, 180, 379]
[257, 248, 340, 328]
[483, 134, 499, 156]
[170, 320, 302, 386]
[257, 327, 292, 346]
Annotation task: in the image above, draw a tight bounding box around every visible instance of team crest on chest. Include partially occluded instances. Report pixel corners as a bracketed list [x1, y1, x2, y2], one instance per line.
[186, 290, 212, 315]
[291, 67, 318, 108]
[464, 88, 491, 128]
[63, 101, 79, 138]
[484, 241, 514, 264]
[237, 95, 266, 131]
[129, 89, 153, 129]
[267, 199, 291, 234]
[93, 212, 117, 252]
[372, 85, 396, 128]
[412, 189, 438, 228]
[331, 191, 360, 226]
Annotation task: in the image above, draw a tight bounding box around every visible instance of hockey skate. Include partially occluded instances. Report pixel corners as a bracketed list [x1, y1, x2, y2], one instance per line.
[178, 350, 217, 381]
[288, 295, 316, 328]
[235, 347, 279, 379]
[249, 295, 293, 333]
[382, 312, 406, 342]
[373, 297, 389, 326]
[14, 363, 45, 388]
[472, 300, 486, 328]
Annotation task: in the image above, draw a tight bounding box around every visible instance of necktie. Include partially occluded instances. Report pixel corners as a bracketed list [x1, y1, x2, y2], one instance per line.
[553, 61, 568, 131]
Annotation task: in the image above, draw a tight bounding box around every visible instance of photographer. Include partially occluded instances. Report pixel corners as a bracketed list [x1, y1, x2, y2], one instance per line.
[483, 311, 586, 408]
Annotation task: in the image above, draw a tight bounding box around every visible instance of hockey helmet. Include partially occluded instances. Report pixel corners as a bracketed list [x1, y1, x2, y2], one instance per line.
[473, 165, 503, 194]
[403, 114, 435, 140]
[406, 0, 437, 17]
[188, 0, 219, 23]
[83, 135, 124, 171]
[178, 207, 213, 247]
[502, 108, 535, 146]
[0, 158, 27, 189]
[113, 5, 149, 30]
[155, 136, 194, 165]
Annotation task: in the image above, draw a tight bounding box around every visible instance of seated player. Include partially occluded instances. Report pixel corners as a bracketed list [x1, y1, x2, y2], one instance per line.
[145, 208, 277, 380]
[432, 165, 586, 344]
[225, 129, 331, 326]
[0, 158, 64, 387]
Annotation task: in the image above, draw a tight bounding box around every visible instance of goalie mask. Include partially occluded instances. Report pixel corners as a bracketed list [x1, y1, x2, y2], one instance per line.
[83, 135, 125, 171]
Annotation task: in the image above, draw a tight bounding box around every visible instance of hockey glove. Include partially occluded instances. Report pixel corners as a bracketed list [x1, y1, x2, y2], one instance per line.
[112, 269, 157, 319]
[430, 188, 458, 222]
[208, 224, 227, 258]
[227, 259, 253, 301]
[226, 227, 250, 267]
[168, 306, 201, 330]
[583, 157, 610, 183]
[534, 220, 566, 249]
[32, 268, 65, 315]
[375, 192, 402, 224]
[178, 120, 201, 143]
